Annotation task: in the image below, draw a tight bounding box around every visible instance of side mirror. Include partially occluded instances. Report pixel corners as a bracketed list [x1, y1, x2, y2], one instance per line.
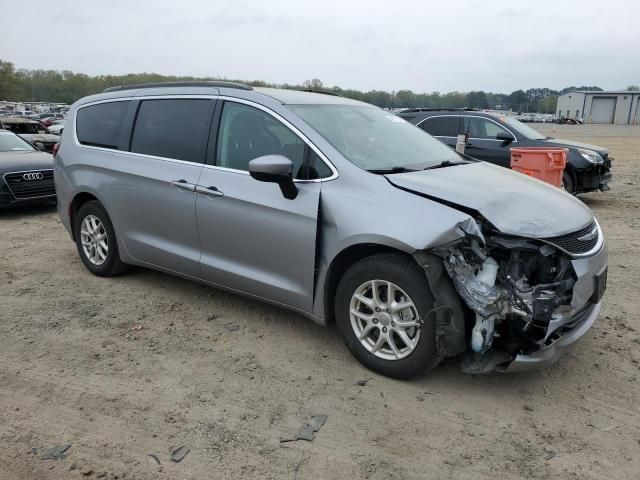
[496, 132, 514, 144]
[249, 155, 298, 200]
[34, 142, 45, 151]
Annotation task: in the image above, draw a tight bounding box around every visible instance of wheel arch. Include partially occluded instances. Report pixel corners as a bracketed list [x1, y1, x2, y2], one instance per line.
[321, 243, 468, 360]
[322, 243, 416, 325]
[69, 191, 101, 241]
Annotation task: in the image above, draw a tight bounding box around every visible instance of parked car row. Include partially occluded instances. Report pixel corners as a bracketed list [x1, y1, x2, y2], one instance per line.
[48, 82, 607, 379]
[0, 117, 61, 153]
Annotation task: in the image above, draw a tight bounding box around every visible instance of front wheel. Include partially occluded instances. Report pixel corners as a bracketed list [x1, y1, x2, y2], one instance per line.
[562, 170, 576, 194]
[335, 253, 440, 379]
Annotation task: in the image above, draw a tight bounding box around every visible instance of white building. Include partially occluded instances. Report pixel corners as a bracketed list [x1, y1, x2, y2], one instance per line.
[556, 90, 640, 124]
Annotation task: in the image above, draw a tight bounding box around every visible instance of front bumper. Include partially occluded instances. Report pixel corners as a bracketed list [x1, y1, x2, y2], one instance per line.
[505, 241, 607, 372]
[575, 158, 612, 192]
[505, 301, 600, 372]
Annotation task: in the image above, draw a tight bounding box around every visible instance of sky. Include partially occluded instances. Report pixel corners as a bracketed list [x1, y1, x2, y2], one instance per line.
[1, 0, 638, 93]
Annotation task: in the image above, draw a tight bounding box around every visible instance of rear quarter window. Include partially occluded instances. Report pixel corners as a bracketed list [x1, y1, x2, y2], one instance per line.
[76, 101, 130, 149]
[420, 116, 460, 137]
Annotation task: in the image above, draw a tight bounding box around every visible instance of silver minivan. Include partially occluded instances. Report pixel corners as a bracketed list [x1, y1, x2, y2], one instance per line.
[54, 82, 607, 378]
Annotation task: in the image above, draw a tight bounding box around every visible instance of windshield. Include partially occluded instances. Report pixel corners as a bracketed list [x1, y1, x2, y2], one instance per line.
[288, 104, 460, 171]
[0, 131, 35, 152]
[500, 116, 546, 140]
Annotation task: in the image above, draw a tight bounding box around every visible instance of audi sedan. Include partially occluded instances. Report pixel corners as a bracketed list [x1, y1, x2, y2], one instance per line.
[0, 129, 56, 208]
[54, 83, 607, 378]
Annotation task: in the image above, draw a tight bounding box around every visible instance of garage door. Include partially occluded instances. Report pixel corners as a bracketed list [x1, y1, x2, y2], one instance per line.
[589, 97, 616, 124]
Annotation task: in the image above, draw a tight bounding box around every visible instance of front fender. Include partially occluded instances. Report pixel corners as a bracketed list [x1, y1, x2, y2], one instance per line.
[312, 174, 471, 320]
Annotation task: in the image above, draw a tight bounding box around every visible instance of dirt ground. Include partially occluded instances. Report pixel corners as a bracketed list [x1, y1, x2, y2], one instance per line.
[1, 124, 639, 480]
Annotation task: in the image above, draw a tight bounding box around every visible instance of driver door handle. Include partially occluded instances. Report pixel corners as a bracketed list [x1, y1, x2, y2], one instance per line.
[171, 179, 196, 191]
[195, 185, 224, 198]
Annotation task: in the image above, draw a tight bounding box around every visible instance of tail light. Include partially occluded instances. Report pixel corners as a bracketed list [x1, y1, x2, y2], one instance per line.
[52, 143, 60, 157]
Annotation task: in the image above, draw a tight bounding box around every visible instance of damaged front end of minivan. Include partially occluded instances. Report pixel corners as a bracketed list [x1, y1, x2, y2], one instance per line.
[419, 216, 603, 374]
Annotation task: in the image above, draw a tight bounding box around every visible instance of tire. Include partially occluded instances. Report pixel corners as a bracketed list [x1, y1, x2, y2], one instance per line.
[74, 200, 127, 276]
[562, 170, 576, 194]
[335, 253, 440, 379]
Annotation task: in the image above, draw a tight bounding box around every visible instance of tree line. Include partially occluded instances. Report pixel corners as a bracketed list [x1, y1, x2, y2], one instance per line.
[1, 59, 635, 113]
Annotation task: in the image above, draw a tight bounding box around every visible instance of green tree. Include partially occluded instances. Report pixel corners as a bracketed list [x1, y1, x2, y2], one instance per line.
[0, 60, 19, 100]
[538, 95, 558, 114]
[626, 85, 640, 91]
[467, 91, 489, 109]
[303, 78, 323, 89]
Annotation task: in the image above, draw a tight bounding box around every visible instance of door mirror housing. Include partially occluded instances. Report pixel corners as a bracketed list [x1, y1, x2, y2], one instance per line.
[34, 142, 46, 151]
[496, 131, 514, 144]
[249, 155, 298, 200]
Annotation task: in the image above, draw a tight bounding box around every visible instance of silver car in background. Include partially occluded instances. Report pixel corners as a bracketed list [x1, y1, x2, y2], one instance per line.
[54, 82, 607, 378]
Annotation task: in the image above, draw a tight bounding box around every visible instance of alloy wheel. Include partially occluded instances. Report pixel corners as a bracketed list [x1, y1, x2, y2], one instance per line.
[349, 280, 421, 360]
[80, 214, 108, 266]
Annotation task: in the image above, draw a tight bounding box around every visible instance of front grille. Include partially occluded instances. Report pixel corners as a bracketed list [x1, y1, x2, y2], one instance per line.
[541, 221, 599, 255]
[4, 170, 56, 199]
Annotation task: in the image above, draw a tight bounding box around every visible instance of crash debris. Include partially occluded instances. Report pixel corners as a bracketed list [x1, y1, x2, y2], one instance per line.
[280, 414, 328, 443]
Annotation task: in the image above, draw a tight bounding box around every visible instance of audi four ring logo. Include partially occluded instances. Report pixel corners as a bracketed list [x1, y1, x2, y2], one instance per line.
[22, 172, 44, 181]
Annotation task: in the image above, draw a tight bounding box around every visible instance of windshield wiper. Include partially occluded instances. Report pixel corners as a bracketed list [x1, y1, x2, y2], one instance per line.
[366, 166, 417, 174]
[422, 160, 469, 170]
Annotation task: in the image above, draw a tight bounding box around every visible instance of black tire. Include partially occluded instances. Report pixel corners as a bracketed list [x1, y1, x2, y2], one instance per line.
[335, 253, 440, 379]
[562, 170, 576, 194]
[74, 200, 127, 276]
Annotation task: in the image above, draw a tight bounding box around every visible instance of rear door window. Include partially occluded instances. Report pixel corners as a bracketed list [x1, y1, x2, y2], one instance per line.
[420, 116, 460, 137]
[76, 101, 130, 149]
[130, 99, 213, 163]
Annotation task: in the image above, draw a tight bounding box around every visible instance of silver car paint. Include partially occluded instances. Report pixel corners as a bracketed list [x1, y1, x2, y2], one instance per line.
[55, 85, 607, 370]
[197, 165, 321, 312]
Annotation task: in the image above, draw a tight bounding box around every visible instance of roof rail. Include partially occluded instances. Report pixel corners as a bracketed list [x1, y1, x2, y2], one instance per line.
[398, 107, 478, 113]
[102, 81, 253, 93]
[296, 88, 342, 97]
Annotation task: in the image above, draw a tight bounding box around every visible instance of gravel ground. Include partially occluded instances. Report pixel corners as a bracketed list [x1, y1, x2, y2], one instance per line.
[1, 124, 639, 479]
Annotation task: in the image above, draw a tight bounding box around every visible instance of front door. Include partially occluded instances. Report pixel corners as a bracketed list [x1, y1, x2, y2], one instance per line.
[108, 97, 215, 277]
[196, 100, 321, 312]
[462, 116, 514, 168]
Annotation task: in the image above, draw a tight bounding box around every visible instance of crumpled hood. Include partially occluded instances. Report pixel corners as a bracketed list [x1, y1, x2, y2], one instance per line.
[386, 162, 594, 238]
[541, 138, 608, 156]
[0, 150, 54, 173]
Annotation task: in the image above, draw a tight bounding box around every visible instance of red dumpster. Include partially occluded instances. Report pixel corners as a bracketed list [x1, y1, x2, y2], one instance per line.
[510, 147, 568, 188]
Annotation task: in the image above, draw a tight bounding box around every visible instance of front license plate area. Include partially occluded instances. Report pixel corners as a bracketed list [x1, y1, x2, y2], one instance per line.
[592, 267, 607, 304]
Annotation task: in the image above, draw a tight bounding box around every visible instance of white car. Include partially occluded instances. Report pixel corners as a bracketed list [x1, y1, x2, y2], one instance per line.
[48, 121, 65, 135]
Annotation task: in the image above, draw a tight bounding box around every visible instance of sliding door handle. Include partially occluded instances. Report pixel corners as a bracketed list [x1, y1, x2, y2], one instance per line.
[195, 185, 224, 198]
[171, 179, 196, 191]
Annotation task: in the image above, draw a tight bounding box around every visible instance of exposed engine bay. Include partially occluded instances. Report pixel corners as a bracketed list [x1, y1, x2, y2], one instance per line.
[432, 218, 578, 372]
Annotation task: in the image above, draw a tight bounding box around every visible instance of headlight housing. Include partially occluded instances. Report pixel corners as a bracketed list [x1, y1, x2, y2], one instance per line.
[578, 148, 603, 164]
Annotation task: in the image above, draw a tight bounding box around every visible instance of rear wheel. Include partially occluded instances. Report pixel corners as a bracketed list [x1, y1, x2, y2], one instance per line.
[335, 253, 440, 379]
[74, 201, 127, 276]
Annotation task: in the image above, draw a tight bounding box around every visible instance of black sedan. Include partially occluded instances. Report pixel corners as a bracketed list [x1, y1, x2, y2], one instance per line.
[397, 109, 612, 194]
[0, 129, 56, 208]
